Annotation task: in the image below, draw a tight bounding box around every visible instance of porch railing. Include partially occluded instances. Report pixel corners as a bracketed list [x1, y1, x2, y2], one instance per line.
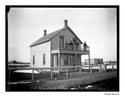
[59, 45, 90, 52]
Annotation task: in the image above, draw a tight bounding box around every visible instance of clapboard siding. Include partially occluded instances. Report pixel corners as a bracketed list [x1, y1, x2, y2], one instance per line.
[30, 41, 51, 68]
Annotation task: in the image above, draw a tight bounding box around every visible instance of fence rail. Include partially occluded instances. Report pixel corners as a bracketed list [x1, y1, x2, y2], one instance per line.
[7, 63, 117, 82]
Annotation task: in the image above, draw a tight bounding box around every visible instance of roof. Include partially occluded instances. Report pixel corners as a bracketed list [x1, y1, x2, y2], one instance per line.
[30, 26, 83, 47]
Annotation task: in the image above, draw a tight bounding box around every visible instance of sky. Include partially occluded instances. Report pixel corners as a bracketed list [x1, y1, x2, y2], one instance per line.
[8, 8, 117, 62]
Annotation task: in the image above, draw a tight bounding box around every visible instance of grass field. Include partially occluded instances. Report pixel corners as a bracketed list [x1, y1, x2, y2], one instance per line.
[6, 70, 118, 91]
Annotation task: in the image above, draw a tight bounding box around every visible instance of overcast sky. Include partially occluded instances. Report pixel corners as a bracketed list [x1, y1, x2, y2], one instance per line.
[8, 8, 117, 62]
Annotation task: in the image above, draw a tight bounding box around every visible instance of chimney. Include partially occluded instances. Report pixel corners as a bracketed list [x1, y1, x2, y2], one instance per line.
[64, 19, 68, 27]
[44, 30, 47, 36]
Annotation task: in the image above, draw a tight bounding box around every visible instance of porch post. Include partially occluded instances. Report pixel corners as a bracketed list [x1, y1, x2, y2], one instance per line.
[68, 54, 70, 66]
[75, 53, 77, 71]
[51, 54, 53, 68]
[88, 52, 90, 65]
[58, 52, 60, 66]
[70, 54, 71, 66]
[75, 54, 77, 65]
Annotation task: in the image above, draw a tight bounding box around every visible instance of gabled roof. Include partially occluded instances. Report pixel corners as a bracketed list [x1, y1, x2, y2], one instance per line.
[30, 26, 83, 47]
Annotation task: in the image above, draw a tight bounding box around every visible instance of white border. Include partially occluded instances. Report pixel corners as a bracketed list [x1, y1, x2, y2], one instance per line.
[0, 0, 123, 97]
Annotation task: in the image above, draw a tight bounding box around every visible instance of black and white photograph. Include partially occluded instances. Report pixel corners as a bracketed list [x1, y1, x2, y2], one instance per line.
[6, 6, 119, 92]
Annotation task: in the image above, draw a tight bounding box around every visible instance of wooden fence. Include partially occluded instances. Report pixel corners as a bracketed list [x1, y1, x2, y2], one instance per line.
[7, 63, 117, 82]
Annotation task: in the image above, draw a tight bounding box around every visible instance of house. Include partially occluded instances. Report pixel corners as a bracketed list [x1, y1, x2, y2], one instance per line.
[30, 20, 90, 72]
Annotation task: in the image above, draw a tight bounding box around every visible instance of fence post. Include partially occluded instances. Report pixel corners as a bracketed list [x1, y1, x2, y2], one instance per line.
[51, 68, 53, 79]
[7, 69, 11, 91]
[66, 67, 68, 79]
[105, 64, 107, 71]
[8, 69, 11, 82]
[112, 64, 114, 71]
[89, 65, 90, 72]
[32, 68, 34, 81]
[90, 66, 92, 74]
[99, 65, 102, 72]
[79, 66, 82, 77]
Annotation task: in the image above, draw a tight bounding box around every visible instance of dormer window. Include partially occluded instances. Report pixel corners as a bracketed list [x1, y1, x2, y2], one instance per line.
[59, 35, 64, 49]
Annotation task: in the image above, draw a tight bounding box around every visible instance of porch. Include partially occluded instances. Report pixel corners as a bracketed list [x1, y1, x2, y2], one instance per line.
[51, 49, 90, 72]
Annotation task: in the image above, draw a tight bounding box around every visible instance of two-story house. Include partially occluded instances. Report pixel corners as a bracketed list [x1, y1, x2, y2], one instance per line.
[30, 20, 90, 72]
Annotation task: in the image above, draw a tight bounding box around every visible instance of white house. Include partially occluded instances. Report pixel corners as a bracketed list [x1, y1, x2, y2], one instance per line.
[30, 20, 90, 71]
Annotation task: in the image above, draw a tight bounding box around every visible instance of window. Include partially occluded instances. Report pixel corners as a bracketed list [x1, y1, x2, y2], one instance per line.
[33, 55, 35, 65]
[59, 35, 64, 49]
[43, 54, 46, 65]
